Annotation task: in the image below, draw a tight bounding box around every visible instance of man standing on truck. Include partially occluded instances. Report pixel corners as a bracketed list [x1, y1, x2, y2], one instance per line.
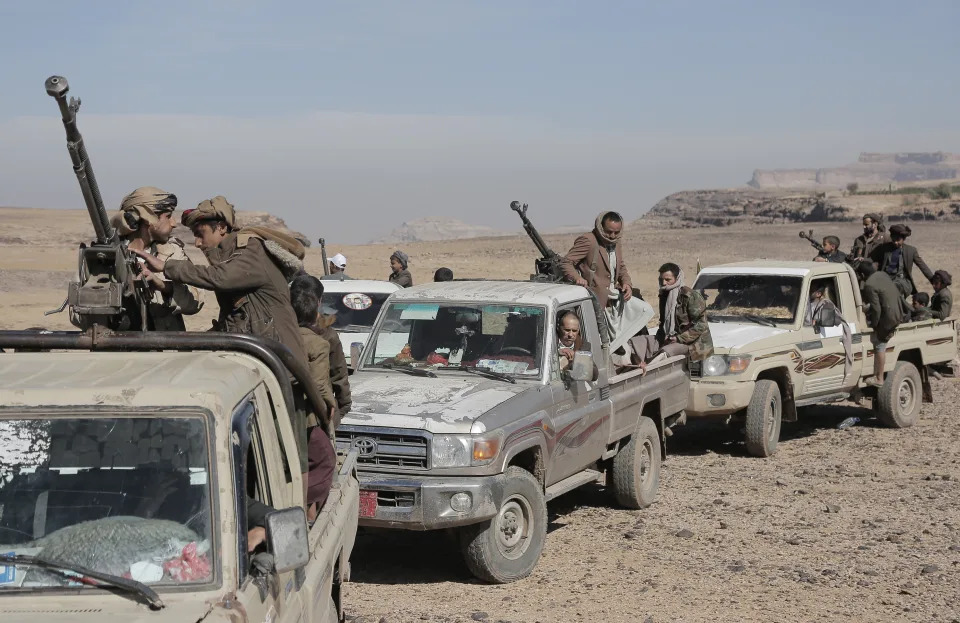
[321, 253, 352, 281]
[294, 274, 353, 416]
[849, 213, 889, 263]
[561, 211, 654, 354]
[931, 270, 953, 320]
[115, 186, 203, 330]
[870, 224, 934, 298]
[860, 261, 904, 388]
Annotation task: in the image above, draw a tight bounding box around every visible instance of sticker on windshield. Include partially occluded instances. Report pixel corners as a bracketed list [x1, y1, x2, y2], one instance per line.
[477, 359, 530, 374]
[0, 548, 41, 587]
[342, 293, 373, 311]
[399, 303, 439, 320]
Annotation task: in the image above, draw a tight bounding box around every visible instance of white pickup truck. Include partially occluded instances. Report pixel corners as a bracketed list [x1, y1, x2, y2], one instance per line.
[686, 261, 957, 457]
[319, 279, 402, 367]
[337, 280, 689, 583]
[0, 331, 359, 622]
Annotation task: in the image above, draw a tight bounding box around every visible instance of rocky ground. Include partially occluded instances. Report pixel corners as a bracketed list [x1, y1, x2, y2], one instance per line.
[344, 375, 960, 623]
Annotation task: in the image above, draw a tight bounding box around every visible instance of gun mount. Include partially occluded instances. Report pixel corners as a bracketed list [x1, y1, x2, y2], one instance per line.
[510, 201, 565, 282]
[46, 75, 150, 331]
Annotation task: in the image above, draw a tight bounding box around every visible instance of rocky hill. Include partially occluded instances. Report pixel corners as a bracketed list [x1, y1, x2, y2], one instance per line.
[372, 217, 509, 244]
[749, 152, 960, 190]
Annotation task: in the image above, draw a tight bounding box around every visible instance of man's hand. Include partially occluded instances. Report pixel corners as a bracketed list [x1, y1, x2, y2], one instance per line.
[814, 257, 827, 263]
[247, 527, 266, 553]
[559, 347, 575, 361]
[620, 284, 632, 301]
[140, 267, 166, 291]
[132, 249, 166, 273]
[574, 277, 588, 287]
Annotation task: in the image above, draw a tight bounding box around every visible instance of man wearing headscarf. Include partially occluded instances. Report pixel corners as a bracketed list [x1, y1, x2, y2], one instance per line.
[133, 196, 308, 369]
[931, 269, 953, 320]
[849, 213, 889, 263]
[869, 223, 934, 297]
[112, 186, 202, 331]
[561, 211, 655, 354]
[388, 250, 413, 287]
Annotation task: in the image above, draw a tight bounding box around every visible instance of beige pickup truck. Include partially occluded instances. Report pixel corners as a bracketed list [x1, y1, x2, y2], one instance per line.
[0, 331, 359, 622]
[686, 261, 957, 457]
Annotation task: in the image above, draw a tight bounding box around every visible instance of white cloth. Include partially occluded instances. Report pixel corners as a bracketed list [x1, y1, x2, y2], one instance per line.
[605, 296, 655, 354]
[660, 269, 686, 338]
[608, 248, 619, 299]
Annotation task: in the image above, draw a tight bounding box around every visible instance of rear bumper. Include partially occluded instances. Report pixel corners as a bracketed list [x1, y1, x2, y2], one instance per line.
[356, 472, 505, 530]
[687, 379, 756, 417]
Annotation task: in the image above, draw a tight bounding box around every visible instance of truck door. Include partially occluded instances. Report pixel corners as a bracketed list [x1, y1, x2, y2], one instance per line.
[547, 301, 610, 483]
[233, 387, 306, 623]
[797, 275, 861, 396]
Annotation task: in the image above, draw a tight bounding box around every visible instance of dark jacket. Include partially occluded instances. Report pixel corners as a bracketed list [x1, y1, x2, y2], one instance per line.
[869, 242, 934, 295]
[849, 231, 889, 261]
[389, 269, 413, 288]
[815, 249, 847, 263]
[561, 233, 631, 309]
[863, 271, 903, 341]
[911, 306, 933, 321]
[165, 231, 308, 367]
[931, 287, 953, 320]
[657, 286, 713, 361]
[312, 315, 352, 415]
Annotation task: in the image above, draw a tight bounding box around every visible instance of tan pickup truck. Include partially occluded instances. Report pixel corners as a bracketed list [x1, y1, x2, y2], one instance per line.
[686, 261, 957, 457]
[0, 331, 359, 622]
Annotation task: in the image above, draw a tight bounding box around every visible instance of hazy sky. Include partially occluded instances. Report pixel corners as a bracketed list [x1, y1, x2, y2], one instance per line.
[2, 1, 959, 243]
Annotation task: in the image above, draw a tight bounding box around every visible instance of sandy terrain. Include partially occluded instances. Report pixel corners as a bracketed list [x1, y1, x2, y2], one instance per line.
[1, 208, 958, 622]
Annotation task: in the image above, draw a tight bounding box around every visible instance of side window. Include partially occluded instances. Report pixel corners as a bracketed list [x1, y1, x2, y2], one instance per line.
[265, 389, 293, 485]
[810, 277, 842, 311]
[554, 305, 587, 379]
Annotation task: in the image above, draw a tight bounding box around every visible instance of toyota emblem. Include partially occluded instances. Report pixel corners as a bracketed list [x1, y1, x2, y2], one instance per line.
[353, 436, 378, 458]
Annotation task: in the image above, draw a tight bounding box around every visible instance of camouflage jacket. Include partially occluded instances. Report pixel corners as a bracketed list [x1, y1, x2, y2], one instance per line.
[911, 306, 933, 321]
[658, 286, 714, 361]
[931, 287, 953, 320]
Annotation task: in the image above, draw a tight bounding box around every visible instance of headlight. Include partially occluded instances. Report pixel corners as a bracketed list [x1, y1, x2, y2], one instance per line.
[431, 434, 502, 468]
[701, 354, 752, 376]
[702, 355, 727, 376]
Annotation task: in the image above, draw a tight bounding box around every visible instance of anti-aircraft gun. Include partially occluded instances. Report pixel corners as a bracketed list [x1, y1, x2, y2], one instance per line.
[799, 230, 826, 254]
[44, 75, 151, 331]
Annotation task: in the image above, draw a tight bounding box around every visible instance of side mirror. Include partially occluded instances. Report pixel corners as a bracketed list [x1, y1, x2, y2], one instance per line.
[349, 342, 363, 368]
[570, 351, 595, 382]
[265, 507, 310, 574]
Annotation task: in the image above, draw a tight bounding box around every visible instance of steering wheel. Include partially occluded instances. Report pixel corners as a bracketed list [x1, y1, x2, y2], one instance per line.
[497, 347, 532, 357]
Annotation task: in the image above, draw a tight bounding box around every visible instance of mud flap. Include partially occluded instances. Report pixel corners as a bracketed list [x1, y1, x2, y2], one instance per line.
[921, 365, 934, 403]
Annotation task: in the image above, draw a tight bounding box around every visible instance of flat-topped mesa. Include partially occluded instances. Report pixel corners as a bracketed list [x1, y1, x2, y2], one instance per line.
[749, 152, 960, 190]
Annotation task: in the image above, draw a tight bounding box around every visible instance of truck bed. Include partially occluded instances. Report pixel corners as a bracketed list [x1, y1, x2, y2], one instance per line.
[607, 355, 688, 443]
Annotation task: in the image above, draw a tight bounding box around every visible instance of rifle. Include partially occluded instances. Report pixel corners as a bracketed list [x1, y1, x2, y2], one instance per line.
[510, 201, 610, 349]
[510, 201, 565, 281]
[45, 75, 150, 331]
[318, 237, 329, 275]
[799, 230, 826, 254]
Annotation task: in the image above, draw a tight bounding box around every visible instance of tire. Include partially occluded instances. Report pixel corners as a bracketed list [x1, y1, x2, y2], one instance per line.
[611, 416, 661, 509]
[876, 361, 922, 428]
[459, 466, 547, 583]
[745, 379, 782, 457]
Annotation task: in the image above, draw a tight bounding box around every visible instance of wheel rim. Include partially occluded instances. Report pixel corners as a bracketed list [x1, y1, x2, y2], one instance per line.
[495, 495, 533, 560]
[638, 438, 653, 486]
[767, 397, 780, 444]
[898, 376, 917, 416]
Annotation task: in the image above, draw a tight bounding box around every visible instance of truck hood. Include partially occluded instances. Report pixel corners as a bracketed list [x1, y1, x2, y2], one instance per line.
[0, 590, 222, 622]
[709, 322, 792, 351]
[342, 372, 529, 434]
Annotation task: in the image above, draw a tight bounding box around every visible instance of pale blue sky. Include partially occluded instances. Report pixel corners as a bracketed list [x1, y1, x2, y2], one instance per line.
[2, 1, 958, 242]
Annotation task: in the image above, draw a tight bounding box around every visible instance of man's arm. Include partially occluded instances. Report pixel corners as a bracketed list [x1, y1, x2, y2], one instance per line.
[164, 239, 270, 292]
[161, 242, 204, 315]
[615, 242, 632, 289]
[308, 336, 337, 412]
[560, 235, 592, 285]
[910, 247, 935, 282]
[863, 285, 881, 327]
[324, 328, 352, 413]
[677, 290, 708, 345]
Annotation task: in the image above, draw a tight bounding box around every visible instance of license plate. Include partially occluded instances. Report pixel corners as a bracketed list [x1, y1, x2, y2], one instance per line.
[359, 490, 377, 518]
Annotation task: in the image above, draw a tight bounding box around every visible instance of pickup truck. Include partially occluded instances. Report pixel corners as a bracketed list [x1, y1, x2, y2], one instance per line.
[336, 280, 689, 583]
[0, 331, 359, 622]
[686, 261, 958, 457]
[319, 279, 402, 367]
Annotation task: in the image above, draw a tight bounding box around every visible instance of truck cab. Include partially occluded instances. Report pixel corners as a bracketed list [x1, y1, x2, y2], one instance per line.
[0, 335, 359, 622]
[686, 261, 957, 456]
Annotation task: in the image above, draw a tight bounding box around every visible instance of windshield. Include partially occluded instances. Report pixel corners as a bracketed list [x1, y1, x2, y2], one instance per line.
[694, 273, 803, 324]
[363, 302, 545, 377]
[0, 415, 214, 589]
[322, 292, 392, 331]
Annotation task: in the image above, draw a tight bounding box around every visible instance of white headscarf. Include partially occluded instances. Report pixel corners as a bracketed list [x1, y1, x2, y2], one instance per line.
[660, 268, 686, 337]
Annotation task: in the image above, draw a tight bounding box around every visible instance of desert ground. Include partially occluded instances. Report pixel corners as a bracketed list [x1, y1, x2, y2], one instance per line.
[1, 208, 958, 622]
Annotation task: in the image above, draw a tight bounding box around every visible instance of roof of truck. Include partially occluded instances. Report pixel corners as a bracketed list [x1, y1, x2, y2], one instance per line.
[699, 260, 843, 277]
[321, 279, 401, 294]
[0, 351, 263, 412]
[389, 280, 588, 306]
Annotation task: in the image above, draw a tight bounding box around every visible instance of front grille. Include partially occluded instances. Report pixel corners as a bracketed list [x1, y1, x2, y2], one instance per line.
[377, 491, 416, 507]
[688, 360, 702, 379]
[336, 427, 430, 470]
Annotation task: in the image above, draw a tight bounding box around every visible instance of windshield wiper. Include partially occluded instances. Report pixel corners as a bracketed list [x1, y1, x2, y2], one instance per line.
[739, 313, 778, 328]
[376, 363, 437, 378]
[440, 365, 517, 384]
[0, 553, 164, 610]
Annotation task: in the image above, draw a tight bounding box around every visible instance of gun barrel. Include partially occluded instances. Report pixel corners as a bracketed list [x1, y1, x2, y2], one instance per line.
[46, 75, 115, 245]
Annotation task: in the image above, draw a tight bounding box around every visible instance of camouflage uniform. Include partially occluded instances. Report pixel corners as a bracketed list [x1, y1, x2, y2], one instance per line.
[911, 306, 934, 321]
[658, 286, 714, 361]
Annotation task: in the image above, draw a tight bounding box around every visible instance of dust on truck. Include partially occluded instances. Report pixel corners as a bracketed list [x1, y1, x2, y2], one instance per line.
[685, 261, 957, 457]
[0, 332, 359, 622]
[337, 280, 689, 583]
